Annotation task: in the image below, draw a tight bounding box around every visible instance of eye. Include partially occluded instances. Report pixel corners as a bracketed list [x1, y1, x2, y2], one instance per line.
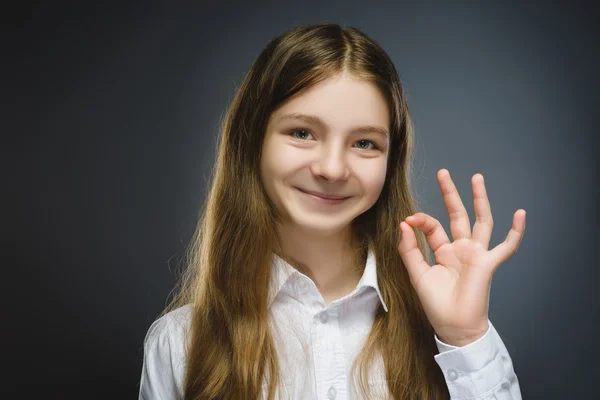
[354, 140, 378, 151]
[288, 128, 380, 151]
[289, 129, 313, 141]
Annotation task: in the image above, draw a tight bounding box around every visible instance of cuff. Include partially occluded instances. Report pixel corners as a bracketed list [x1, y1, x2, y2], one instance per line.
[433, 320, 505, 399]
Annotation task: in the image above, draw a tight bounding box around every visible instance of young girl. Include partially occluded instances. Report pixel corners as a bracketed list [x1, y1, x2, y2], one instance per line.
[139, 23, 525, 399]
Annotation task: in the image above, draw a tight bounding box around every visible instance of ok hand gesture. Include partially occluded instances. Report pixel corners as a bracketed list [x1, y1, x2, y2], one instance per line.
[398, 169, 526, 347]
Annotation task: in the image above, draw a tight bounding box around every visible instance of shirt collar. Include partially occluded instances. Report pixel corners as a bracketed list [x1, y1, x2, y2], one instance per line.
[268, 247, 389, 312]
[356, 247, 388, 312]
[267, 253, 297, 306]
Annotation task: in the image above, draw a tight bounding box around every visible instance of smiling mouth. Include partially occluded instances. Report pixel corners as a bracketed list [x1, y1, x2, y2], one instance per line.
[295, 188, 351, 201]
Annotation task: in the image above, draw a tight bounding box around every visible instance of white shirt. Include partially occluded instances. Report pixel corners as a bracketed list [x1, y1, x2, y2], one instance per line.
[139, 249, 522, 399]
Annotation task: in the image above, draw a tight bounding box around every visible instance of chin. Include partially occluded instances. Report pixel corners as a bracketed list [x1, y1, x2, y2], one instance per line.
[289, 214, 354, 236]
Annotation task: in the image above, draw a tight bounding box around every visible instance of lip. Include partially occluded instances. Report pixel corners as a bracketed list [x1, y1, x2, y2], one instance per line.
[296, 188, 351, 204]
[297, 188, 350, 200]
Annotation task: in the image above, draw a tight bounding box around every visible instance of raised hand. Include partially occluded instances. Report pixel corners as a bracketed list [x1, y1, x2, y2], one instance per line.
[398, 169, 526, 346]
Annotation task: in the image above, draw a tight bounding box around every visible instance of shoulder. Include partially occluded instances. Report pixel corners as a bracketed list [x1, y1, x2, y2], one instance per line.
[139, 304, 193, 399]
[143, 304, 193, 351]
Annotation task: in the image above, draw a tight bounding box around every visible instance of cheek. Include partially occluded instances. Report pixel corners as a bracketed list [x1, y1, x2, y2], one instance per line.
[260, 140, 281, 177]
[260, 142, 297, 191]
[267, 145, 306, 177]
[358, 163, 387, 198]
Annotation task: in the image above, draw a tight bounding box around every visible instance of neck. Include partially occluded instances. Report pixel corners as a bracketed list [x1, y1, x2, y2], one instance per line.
[275, 223, 365, 304]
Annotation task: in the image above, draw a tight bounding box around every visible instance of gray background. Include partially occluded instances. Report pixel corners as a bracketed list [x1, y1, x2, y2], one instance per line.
[6, 1, 598, 398]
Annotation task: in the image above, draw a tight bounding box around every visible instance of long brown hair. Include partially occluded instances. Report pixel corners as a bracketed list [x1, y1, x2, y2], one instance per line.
[158, 23, 449, 399]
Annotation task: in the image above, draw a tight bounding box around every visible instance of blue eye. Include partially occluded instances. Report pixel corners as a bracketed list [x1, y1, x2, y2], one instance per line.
[290, 129, 313, 140]
[288, 129, 379, 151]
[355, 140, 378, 150]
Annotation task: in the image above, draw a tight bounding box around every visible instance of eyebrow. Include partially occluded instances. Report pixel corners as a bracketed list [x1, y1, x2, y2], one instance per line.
[277, 113, 389, 138]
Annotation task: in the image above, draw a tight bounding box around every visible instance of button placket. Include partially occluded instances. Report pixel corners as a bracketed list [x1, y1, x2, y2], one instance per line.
[311, 306, 345, 400]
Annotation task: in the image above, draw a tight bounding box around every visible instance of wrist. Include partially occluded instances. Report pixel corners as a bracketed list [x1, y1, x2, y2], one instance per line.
[436, 322, 490, 347]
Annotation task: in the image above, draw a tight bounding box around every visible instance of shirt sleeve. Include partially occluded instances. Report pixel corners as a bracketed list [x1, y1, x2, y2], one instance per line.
[433, 319, 522, 400]
[138, 316, 186, 400]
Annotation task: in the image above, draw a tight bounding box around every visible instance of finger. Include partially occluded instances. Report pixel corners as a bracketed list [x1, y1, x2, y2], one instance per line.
[405, 212, 451, 253]
[438, 169, 471, 240]
[398, 221, 430, 288]
[471, 173, 493, 249]
[488, 210, 526, 270]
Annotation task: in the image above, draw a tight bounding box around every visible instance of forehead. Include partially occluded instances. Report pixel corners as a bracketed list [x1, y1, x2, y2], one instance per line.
[270, 74, 390, 129]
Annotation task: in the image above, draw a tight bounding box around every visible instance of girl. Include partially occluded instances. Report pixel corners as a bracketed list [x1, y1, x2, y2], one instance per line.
[139, 23, 525, 399]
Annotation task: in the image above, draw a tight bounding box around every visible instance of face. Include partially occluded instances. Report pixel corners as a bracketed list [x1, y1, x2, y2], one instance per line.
[260, 72, 390, 237]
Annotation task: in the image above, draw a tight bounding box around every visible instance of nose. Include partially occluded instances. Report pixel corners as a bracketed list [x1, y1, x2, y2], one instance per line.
[309, 145, 350, 182]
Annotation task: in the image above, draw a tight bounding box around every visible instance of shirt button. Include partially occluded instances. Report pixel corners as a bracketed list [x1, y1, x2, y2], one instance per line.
[319, 311, 329, 323]
[297, 278, 307, 291]
[327, 386, 337, 399]
[447, 368, 458, 381]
